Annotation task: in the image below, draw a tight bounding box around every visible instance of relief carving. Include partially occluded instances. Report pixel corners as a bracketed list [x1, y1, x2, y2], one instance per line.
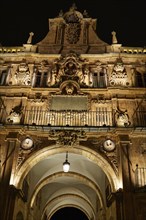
[30, 53, 108, 89]
[48, 129, 86, 146]
[52, 53, 87, 86]
[83, 137, 118, 175]
[66, 23, 81, 44]
[6, 103, 23, 124]
[102, 150, 118, 175]
[17, 137, 52, 168]
[64, 4, 81, 44]
[38, 60, 50, 73]
[110, 59, 129, 86]
[58, 80, 83, 95]
[8, 60, 31, 86]
[115, 108, 131, 127]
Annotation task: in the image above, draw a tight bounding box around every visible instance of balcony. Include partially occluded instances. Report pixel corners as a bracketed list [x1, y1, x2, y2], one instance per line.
[135, 165, 146, 191]
[0, 108, 146, 128]
[0, 108, 113, 127]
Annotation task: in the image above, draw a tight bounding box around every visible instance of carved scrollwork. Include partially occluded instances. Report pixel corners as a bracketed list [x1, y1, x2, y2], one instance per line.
[55, 53, 84, 84]
[58, 80, 84, 95]
[16, 137, 48, 168]
[105, 151, 118, 174]
[48, 129, 86, 146]
[66, 23, 81, 44]
[100, 140, 118, 175]
[86, 136, 118, 175]
[38, 60, 50, 73]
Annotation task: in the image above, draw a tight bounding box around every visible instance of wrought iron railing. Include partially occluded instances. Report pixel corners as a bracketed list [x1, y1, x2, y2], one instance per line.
[0, 109, 113, 127]
[0, 108, 146, 127]
[23, 110, 113, 127]
[135, 165, 146, 188]
[134, 111, 146, 127]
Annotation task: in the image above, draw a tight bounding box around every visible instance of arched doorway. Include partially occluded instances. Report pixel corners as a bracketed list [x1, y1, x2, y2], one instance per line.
[13, 145, 120, 220]
[50, 207, 89, 220]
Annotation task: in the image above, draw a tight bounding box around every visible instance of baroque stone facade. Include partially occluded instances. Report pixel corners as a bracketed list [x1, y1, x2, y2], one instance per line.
[0, 5, 146, 220]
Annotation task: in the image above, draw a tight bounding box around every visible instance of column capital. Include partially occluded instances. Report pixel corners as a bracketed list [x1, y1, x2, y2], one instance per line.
[113, 188, 123, 202]
[119, 135, 131, 145]
[6, 132, 19, 141]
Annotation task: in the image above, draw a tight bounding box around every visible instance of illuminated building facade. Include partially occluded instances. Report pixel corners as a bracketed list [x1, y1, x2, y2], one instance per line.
[0, 5, 146, 220]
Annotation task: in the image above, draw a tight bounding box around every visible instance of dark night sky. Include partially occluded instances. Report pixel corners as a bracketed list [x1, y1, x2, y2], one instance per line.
[0, 0, 146, 47]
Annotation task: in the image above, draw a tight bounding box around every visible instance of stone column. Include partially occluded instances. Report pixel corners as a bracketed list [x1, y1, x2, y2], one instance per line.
[113, 188, 124, 220]
[0, 132, 19, 220]
[119, 135, 135, 220]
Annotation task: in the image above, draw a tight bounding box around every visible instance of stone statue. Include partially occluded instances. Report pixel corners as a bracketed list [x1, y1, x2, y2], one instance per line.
[111, 31, 118, 44]
[58, 10, 63, 17]
[27, 32, 34, 44]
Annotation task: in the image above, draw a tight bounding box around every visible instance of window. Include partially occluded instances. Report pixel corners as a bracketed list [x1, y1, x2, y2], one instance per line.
[35, 72, 48, 87]
[135, 72, 146, 87]
[92, 71, 106, 88]
[0, 71, 8, 85]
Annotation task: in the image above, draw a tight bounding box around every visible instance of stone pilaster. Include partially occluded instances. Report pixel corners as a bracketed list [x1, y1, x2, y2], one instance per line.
[119, 135, 135, 220]
[0, 132, 19, 220]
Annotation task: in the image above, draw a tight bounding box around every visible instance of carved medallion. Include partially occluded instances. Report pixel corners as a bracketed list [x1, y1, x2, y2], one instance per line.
[48, 129, 86, 146]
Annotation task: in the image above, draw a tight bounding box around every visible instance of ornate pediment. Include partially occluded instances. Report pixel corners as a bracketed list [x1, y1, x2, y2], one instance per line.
[37, 5, 108, 54]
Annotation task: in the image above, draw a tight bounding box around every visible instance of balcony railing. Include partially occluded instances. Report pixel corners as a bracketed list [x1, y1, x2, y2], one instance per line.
[135, 165, 146, 188]
[23, 110, 113, 127]
[134, 111, 146, 127]
[0, 109, 113, 127]
[0, 108, 146, 127]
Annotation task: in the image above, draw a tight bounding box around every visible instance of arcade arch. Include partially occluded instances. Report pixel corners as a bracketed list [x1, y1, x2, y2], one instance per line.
[13, 144, 120, 220]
